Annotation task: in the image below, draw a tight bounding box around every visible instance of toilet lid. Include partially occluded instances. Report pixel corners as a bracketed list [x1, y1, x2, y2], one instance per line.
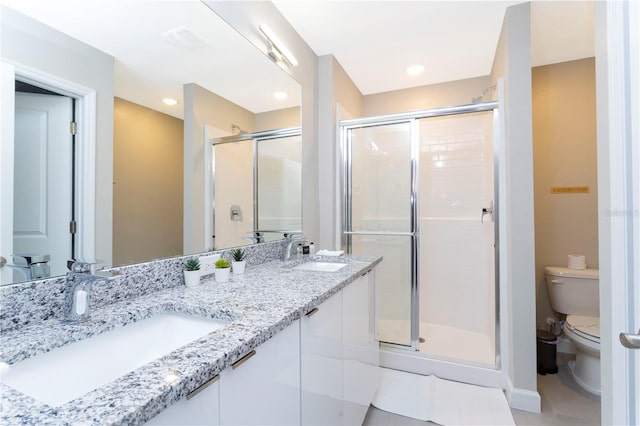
[566, 315, 600, 342]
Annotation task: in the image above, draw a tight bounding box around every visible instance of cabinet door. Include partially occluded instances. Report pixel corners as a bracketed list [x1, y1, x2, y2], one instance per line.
[343, 270, 380, 425]
[301, 290, 343, 425]
[145, 375, 219, 425]
[219, 321, 300, 425]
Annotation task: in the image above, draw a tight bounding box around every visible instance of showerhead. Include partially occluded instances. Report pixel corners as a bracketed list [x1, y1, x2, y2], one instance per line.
[472, 84, 497, 104]
[231, 124, 246, 135]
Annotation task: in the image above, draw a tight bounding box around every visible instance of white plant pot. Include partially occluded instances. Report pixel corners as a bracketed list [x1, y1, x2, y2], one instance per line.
[215, 267, 230, 283]
[199, 253, 221, 277]
[184, 270, 201, 287]
[232, 260, 246, 275]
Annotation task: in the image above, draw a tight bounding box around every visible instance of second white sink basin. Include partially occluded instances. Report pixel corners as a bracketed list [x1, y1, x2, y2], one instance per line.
[0, 312, 229, 406]
[293, 262, 347, 272]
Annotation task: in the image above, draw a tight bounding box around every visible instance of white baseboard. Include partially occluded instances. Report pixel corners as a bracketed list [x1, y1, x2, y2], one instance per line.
[505, 378, 541, 413]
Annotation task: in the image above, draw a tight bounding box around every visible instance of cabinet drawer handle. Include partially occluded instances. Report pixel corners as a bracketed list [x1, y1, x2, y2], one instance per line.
[231, 350, 256, 369]
[305, 307, 319, 317]
[186, 374, 219, 400]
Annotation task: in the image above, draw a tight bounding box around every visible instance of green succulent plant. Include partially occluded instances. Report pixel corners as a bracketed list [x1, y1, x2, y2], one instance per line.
[231, 248, 246, 262]
[215, 258, 230, 269]
[184, 258, 200, 271]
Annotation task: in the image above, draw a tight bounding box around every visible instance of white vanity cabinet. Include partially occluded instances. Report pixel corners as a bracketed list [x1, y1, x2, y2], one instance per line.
[147, 265, 378, 426]
[145, 375, 220, 425]
[301, 290, 343, 425]
[342, 269, 380, 426]
[219, 320, 301, 425]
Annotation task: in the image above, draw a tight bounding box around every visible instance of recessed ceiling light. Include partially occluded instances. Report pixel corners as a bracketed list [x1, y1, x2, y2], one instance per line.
[273, 91, 288, 100]
[406, 65, 425, 76]
[163, 98, 178, 106]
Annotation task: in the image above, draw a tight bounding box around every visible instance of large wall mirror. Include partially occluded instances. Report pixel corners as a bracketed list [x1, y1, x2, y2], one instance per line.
[0, 0, 301, 285]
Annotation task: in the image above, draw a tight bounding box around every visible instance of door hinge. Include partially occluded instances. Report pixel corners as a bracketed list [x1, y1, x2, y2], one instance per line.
[70, 121, 77, 135]
[69, 220, 77, 234]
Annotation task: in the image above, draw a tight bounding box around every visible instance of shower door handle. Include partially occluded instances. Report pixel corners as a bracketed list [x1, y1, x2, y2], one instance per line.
[481, 201, 494, 224]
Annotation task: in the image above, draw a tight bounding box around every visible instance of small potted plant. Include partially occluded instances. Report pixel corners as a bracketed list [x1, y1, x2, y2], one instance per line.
[183, 257, 201, 288]
[231, 248, 246, 275]
[214, 258, 231, 283]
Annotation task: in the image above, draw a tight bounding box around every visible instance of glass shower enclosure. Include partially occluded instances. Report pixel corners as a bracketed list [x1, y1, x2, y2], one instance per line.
[341, 102, 499, 368]
[210, 127, 301, 249]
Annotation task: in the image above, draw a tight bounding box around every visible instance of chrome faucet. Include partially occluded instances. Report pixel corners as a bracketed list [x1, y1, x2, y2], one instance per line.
[65, 260, 121, 322]
[3, 254, 51, 280]
[282, 233, 306, 261]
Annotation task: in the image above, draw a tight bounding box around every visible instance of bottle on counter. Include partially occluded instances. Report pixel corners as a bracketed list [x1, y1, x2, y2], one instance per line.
[309, 242, 315, 254]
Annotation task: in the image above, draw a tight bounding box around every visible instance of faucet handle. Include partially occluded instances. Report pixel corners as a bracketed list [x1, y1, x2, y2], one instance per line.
[67, 259, 104, 273]
[67, 261, 91, 273]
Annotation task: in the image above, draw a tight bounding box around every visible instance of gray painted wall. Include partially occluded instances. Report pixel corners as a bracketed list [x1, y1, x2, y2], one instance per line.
[1, 6, 115, 266]
[491, 2, 539, 410]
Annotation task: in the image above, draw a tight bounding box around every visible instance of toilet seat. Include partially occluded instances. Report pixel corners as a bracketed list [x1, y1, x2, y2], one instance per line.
[566, 315, 600, 344]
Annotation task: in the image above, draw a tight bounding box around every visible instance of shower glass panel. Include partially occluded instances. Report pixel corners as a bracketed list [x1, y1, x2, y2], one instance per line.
[214, 140, 254, 249]
[345, 122, 414, 347]
[417, 111, 495, 365]
[351, 234, 413, 346]
[256, 134, 302, 235]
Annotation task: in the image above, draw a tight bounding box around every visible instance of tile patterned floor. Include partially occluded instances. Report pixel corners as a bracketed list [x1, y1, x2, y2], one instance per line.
[363, 354, 601, 426]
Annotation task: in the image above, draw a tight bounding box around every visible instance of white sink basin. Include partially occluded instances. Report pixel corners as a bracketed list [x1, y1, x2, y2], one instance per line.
[293, 262, 348, 272]
[0, 312, 229, 406]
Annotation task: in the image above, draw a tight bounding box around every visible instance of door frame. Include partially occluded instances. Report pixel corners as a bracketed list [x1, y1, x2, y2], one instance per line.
[596, 1, 639, 424]
[340, 101, 499, 362]
[1, 60, 97, 265]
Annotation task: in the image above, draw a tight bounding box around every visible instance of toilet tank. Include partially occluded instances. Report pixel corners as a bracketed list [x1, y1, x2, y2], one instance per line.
[544, 267, 599, 317]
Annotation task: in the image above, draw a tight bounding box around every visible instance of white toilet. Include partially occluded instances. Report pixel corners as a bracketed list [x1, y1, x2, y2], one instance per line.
[544, 266, 600, 395]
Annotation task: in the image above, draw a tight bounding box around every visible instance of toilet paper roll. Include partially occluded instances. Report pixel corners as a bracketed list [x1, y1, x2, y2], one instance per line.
[567, 254, 586, 270]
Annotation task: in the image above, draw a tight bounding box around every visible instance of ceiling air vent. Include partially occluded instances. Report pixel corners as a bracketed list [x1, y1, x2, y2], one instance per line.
[161, 26, 206, 50]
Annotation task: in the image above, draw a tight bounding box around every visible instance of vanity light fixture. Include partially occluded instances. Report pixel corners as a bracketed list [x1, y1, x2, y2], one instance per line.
[406, 64, 425, 76]
[162, 97, 178, 106]
[259, 24, 298, 68]
[273, 91, 288, 100]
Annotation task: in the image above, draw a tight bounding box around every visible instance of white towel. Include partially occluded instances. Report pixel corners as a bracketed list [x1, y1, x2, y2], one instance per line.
[316, 249, 344, 256]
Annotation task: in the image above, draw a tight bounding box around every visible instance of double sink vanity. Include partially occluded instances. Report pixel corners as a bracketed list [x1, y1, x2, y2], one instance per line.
[0, 240, 381, 425]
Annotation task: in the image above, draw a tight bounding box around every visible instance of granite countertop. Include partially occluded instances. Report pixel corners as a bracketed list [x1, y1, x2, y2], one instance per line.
[0, 255, 381, 425]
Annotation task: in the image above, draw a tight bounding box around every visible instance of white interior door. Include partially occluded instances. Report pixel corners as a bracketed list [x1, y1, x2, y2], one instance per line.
[12, 92, 73, 280]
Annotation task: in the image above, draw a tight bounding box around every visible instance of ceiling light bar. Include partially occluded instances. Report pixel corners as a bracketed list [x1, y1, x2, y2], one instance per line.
[259, 24, 298, 67]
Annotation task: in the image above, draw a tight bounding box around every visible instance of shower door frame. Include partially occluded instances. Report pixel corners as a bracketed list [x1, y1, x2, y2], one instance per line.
[208, 126, 301, 249]
[340, 101, 501, 367]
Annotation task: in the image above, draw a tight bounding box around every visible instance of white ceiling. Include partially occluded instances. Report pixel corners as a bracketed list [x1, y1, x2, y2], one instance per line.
[273, 0, 594, 95]
[2, 0, 301, 118]
[3, 1, 594, 117]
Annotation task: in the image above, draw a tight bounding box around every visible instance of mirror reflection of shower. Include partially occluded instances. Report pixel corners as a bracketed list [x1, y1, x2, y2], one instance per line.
[209, 127, 301, 249]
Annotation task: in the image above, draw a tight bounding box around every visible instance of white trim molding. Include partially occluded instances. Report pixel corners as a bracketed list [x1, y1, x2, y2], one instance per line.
[596, 1, 640, 424]
[505, 377, 542, 413]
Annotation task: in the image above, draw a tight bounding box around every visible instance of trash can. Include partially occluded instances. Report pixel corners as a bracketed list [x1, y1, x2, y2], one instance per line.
[536, 330, 558, 375]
